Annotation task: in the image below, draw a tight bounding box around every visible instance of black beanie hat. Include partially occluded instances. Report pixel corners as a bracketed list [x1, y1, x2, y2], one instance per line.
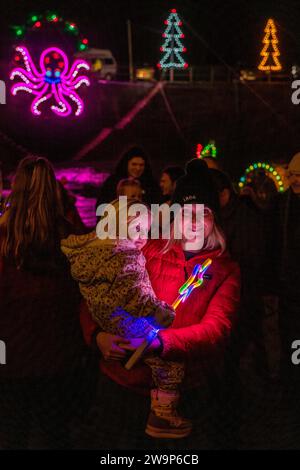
[171, 158, 220, 215]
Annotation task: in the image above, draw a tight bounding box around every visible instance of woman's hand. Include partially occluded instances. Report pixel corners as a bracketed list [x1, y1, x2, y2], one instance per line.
[122, 337, 162, 355]
[96, 332, 130, 361]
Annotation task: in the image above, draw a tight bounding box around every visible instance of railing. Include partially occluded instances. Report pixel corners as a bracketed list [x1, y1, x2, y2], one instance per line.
[1, 59, 290, 85]
[102, 65, 291, 84]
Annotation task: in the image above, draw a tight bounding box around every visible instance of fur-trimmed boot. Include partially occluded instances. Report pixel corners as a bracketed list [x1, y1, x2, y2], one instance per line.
[145, 389, 192, 439]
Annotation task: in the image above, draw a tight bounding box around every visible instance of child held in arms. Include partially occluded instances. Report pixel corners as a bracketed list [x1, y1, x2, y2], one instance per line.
[61, 197, 191, 439]
[116, 178, 143, 201]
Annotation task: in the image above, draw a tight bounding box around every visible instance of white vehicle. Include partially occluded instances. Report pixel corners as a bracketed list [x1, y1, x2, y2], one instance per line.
[75, 48, 117, 81]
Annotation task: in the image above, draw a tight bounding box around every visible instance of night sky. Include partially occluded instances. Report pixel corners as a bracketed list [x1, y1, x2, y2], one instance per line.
[1, 0, 300, 69]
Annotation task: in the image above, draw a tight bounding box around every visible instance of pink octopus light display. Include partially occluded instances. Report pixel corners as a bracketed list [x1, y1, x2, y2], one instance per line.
[10, 46, 90, 117]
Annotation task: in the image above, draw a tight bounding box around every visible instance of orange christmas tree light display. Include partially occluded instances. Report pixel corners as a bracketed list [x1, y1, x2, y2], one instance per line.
[258, 18, 282, 71]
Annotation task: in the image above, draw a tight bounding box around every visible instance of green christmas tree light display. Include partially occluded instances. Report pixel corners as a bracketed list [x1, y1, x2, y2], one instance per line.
[158, 9, 188, 71]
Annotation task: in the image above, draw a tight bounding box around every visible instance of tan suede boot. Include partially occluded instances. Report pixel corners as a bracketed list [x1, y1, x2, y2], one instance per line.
[145, 389, 192, 439]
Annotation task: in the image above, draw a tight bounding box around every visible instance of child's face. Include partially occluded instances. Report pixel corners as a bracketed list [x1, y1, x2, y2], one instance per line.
[123, 185, 142, 201]
[128, 211, 151, 250]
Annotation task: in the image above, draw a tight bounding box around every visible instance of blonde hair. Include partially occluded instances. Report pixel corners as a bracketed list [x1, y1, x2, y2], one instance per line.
[0, 155, 66, 267]
[97, 197, 149, 242]
[162, 207, 226, 255]
[116, 178, 142, 197]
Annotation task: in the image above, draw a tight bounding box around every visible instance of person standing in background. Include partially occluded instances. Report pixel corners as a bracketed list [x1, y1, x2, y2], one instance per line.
[159, 166, 184, 204]
[240, 170, 277, 211]
[210, 169, 268, 377]
[95, 147, 160, 209]
[0, 156, 91, 449]
[266, 153, 300, 391]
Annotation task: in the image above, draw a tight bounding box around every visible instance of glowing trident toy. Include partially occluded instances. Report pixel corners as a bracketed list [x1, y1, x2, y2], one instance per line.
[125, 258, 212, 370]
[172, 258, 212, 310]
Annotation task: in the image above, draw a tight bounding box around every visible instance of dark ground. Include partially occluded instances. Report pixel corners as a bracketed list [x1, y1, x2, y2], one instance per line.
[70, 310, 300, 450]
[22, 309, 300, 450]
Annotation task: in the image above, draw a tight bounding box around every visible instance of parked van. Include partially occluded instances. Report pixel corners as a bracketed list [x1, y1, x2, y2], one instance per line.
[75, 48, 117, 80]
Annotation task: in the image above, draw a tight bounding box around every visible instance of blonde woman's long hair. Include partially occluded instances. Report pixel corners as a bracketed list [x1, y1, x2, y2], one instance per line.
[162, 206, 226, 255]
[0, 156, 66, 268]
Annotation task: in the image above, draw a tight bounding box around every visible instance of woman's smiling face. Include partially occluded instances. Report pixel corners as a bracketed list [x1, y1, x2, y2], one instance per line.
[181, 205, 213, 239]
[127, 157, 145, 179]
[174, 204, 205, 251]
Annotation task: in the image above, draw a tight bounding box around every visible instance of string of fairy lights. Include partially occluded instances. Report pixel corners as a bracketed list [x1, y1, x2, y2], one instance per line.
[11, 10, 283, 72]
[239, 162, 285, 192]
[11, 12, 89, 52]
[196, 141, 217, 159]
[258, 18, 282, 72]
[157, 12, 282, 72]
[158, 9, 188, 70]
[195, 143, 286, 193]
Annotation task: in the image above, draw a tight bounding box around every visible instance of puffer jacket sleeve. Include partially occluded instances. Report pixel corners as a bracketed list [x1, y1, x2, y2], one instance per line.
[159, 264, 240, 361]
[85, 249, 174, 338]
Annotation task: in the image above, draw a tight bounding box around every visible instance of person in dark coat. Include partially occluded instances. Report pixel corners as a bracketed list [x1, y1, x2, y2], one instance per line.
[266, 153, 300, 387]
[95, 146, 160, 210]
[159, 165, 184, 204]
[58, 179, 87, 234]
[240, 170, 278, 211]
[210, 169, 268, 372]
[0, 156, 92, 449]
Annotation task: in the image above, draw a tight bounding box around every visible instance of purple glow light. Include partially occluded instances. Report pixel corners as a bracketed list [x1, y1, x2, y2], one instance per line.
[10, 46, 90, 117]
[3, 167, 108, 228]
[55, 167, 109, 228]
[55, 167, 109, 186]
